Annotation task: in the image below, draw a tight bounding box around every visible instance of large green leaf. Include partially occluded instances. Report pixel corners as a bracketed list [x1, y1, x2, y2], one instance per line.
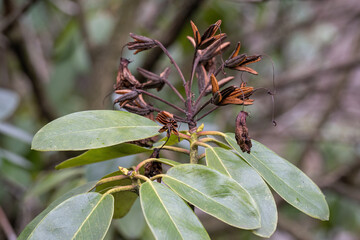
[22, 193, 113, 240]
[18, 182, 97, 240]
[32, 110, 161, 151]
[140, 181, 210, 240]
[95, 171, 137, 218]
[56, 143, 151, 169]
[206, 147, 277, 237]
[163, 164, 260, 229]
[225, 133, 329, 221]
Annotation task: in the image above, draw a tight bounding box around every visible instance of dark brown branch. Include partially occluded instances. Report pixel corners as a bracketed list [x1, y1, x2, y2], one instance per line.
[138, 90, 186, 114]
[0, 0, 38, 33]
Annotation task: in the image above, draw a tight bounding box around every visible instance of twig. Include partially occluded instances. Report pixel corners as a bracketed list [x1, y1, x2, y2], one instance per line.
[0, 206, 16, 240]
[138, 90, 186, 114]
[196, 106, 219, 121]
[193, 99, 211, 118]
[194, 64, 223, 108]
[162, 78, 185, 102]
[0, 0, 38, 33]
[155, 40, 187, 86]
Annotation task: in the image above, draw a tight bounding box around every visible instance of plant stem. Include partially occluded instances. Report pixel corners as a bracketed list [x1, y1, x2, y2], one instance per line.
[162, 145, 190, 155]
[197, 130, 226, 137]
[138, 89, 186, 114]
[196, 106, 219, 121]
[155, 40, 187, 86]
[89, 175, 129, 192]
[105, 185, 137, 195]
[194, 64, 224, 108]
[150, 174, 166, 181]
[189, 131, 199, 164]
[193, 99, 211, 118]
[162, 78, 186, 102]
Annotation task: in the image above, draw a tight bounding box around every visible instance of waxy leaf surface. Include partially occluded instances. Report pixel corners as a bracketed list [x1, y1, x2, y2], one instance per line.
[18, 182, 96, 240]
[95, 171, 137, 219]
[225, 133, 329, 221]
[163, 164, 260, 229]
[21, 192, 113, 240]
[206, 147, 277, 237]
[32, 110, 161, 151]
[140, 181, 210, 240]
[56, 143, 151, 169]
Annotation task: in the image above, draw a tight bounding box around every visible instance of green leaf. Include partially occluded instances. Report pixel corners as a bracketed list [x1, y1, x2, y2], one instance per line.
[206, 147, 277, 237]
[225, 133, 329, 221]
[140, 181, 210, 240]
[115, 199, 146, 239]
[163, 164, 260, 229]
[18, 182, 96, 240]
[145, 158, 181, 167]
[23, 192, 113, 240]
[56, 143, 152, 169]
[95, 171, 137, 218]
[27, 169, 84, 197]
[32, 110, 161, 151]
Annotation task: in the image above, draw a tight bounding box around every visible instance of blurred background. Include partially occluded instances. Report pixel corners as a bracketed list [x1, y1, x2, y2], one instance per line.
[1, 0, 360, 239]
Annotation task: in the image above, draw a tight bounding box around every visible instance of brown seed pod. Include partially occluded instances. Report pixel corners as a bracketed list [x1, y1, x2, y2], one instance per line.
[144, 148, 162, 183]
[156, 111, 179, 137]
[235, 111, 252, 154]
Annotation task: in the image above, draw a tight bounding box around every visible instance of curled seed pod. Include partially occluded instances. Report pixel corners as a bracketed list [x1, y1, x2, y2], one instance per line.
[225, 42, 262, 75]
[144, 148, 162, 183]
[156, 111, 179, 137]
[114, 90, 140, 106]
[235, 111, 252, 153]
[127, 33, 157, 54]
[190, 20, 224, 49]
[115, 58, 141, 90]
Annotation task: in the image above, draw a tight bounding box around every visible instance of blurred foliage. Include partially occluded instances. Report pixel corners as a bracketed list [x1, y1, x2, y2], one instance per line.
[1, 0, 360, 239]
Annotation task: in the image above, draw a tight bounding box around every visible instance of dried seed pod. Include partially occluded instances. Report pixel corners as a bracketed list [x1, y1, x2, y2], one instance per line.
[235, 111, 252, 153]
[189, 20, 224, 49]
[156, 111, 179, 137]
[144, 148, 162, 183]
[225, 42, 262, 75]
[137, 67, 170, 91]
[127, 33, 157, 54]
[205, 76, 234, 95]
[114, 90, 140, 106]
[114, 58, 141, 90]
[210, 75, 254, 106]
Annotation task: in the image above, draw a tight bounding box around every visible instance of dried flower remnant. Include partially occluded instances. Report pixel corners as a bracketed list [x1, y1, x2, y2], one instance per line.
[190, 20, 225, 50]
[156, 111, 179, 137]
[144, 148, 162, 183]
[137, 67, 171, 91]
[127, 33, 157, 54]
[210, 74, 255, 106]
[114, 58, 141, 90]
[235, 111, 252, 153]
[225, 42, 262, 75]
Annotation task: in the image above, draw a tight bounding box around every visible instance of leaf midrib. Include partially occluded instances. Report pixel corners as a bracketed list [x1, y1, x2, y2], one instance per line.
[72, 194, 111, 240]
[163, 174, 256, 227]
[37, 125, 159, 138]
[147, 182, 184, 239]
[226, 136, 324, 215]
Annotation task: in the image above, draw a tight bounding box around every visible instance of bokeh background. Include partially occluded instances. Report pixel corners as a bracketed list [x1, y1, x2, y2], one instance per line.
[1, 0, 360, 239]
